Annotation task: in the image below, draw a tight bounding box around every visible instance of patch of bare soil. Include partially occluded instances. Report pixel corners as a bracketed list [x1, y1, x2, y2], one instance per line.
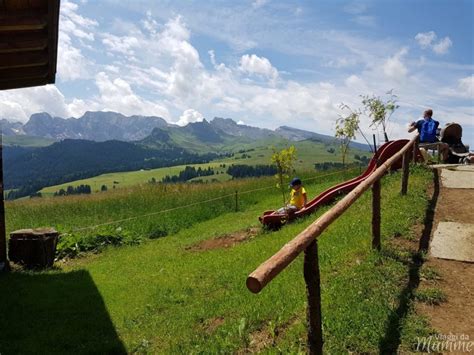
[186, 227, 260, 252]
[435, 188, 474, 224]
[417, 181, 474, 339]
[201, 317, 225, 334]
[240, 315, 302, 354]
[417, 258, 474, 338]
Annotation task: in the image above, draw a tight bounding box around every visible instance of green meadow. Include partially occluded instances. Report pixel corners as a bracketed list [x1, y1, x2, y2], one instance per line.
[39, 139, 368, 196]
[39, 162, 228, 196]
[1, 166, 434, 353]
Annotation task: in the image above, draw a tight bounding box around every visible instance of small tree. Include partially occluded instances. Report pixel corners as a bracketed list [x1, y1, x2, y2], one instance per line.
[271, 146, 297, 205]
[335, 107, 360, 167]
[361, 90, 399, 142]
[101, 184, 108, 192]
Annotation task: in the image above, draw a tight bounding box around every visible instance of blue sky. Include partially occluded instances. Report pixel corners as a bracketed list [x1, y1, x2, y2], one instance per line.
[1, 0, 473, 145]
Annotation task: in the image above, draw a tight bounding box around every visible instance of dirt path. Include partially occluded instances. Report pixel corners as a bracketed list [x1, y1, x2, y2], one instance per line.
[185, 227, 260, 252]
[417, 166, 474, 347]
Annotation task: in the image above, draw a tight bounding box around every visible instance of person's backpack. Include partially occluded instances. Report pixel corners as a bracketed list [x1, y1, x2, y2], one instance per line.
[420, 119, 438, 143]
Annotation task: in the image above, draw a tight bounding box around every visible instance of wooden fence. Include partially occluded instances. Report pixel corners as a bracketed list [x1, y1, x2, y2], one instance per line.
[246, 135, 419, 354]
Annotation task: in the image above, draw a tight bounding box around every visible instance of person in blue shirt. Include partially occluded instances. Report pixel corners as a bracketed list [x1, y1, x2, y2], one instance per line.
[408, 109, 449, 161]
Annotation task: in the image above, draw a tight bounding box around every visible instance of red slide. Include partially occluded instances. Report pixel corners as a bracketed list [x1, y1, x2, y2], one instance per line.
[259, 139, 410, 229]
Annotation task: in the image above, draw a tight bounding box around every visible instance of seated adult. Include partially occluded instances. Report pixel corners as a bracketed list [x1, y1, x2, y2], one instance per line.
[408, 109, 449, 161]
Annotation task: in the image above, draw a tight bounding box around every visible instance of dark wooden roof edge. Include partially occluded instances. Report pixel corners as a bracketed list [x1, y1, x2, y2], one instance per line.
[47, 0, 60, 84]
[0, 0, 60, 90]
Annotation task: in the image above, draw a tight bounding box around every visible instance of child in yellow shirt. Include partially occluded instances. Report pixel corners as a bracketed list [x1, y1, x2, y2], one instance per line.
[278, 177, 308, 214]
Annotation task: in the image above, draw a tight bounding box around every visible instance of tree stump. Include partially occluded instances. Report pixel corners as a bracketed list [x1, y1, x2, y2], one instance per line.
[8, 228, 59, 268]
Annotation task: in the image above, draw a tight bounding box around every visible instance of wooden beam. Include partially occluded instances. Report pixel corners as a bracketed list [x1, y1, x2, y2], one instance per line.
[0, 76, 52, 90]
[0, 50, 48, 69]
[246, 135, 419, 293]
[0, 14, 47, 32]
[0, 36, 48, 53]
[0, 65, 48, 80]
[47, 0, 60, 83]
[2, 0, 48, 10]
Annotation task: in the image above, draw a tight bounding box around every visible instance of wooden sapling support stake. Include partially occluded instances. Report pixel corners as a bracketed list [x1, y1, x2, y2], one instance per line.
[401, 150, 410, 195]
[304, 240, 323, 355]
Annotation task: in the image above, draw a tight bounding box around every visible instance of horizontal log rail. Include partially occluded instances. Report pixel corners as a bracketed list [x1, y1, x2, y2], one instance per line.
[247, 134, 419, 293]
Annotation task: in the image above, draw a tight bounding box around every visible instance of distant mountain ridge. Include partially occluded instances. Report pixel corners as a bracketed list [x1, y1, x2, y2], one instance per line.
[3, 111, 168, 142]
[3, 111, 371, 199]
[2, 111, 365, 148]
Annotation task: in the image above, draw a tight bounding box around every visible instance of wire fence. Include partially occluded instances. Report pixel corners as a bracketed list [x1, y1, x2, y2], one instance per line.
[71, 167, 359, 233]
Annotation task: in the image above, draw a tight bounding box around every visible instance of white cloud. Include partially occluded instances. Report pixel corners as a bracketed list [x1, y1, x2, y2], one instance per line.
[345, 74, 365, 88]
[102, 34, 140, 56]
[57, 33, 91, 80]
[176, 109, 204, 126]
[415, 31, 452, 55]
[95, 72, 170, 119]
[239, 54, 278, 81]
[382, 48, 408, 80]
[57, 0, 97, 81]
[433, 37, 452, 55]
[459, 75, 474, 97]
[237, 120, 246, 125]
[440, 75, 474, 99]
[0, 85, 77, 122]
[415, 31, 436, 48]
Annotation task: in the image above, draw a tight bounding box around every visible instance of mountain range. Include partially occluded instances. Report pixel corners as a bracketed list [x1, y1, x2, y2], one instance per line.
[1, 111, 368, 150]
[2, 111, 369, 199]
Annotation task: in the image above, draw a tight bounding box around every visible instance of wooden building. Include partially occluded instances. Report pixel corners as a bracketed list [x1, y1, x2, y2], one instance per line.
[0, 0, 60, 270]
[0, 0, 60, 90]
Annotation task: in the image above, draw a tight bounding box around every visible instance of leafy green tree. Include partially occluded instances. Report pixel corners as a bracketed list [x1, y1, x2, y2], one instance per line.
[271, 146, 297, 205]
[101, 184, 108, 192]
[335, 107, 360, 167]
[361, 90, 399, 142]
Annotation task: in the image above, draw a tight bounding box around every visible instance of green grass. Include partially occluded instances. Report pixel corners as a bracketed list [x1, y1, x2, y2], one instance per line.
[219, 138, 367, 171]
[39, 162, 227, 196]
[415, 288, 447, 305]
[38, 139, 368, 196]
[0, 166, 434, 353]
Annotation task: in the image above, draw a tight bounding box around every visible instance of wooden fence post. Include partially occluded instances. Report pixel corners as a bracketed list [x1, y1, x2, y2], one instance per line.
[304, 239, 323, 355]
[401, 150, 410, 195]
[372, 178, 381, 251]
[412, 140, 418, 165]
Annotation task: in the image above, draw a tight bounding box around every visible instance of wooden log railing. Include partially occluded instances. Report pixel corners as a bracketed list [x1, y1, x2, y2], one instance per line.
[246, 135, 418, 354]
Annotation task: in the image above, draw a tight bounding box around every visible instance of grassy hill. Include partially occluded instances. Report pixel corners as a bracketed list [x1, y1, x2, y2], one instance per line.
[39, 162, 229, 196]
[38, 138, 369, 196]
[1, 167, 434, 353]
